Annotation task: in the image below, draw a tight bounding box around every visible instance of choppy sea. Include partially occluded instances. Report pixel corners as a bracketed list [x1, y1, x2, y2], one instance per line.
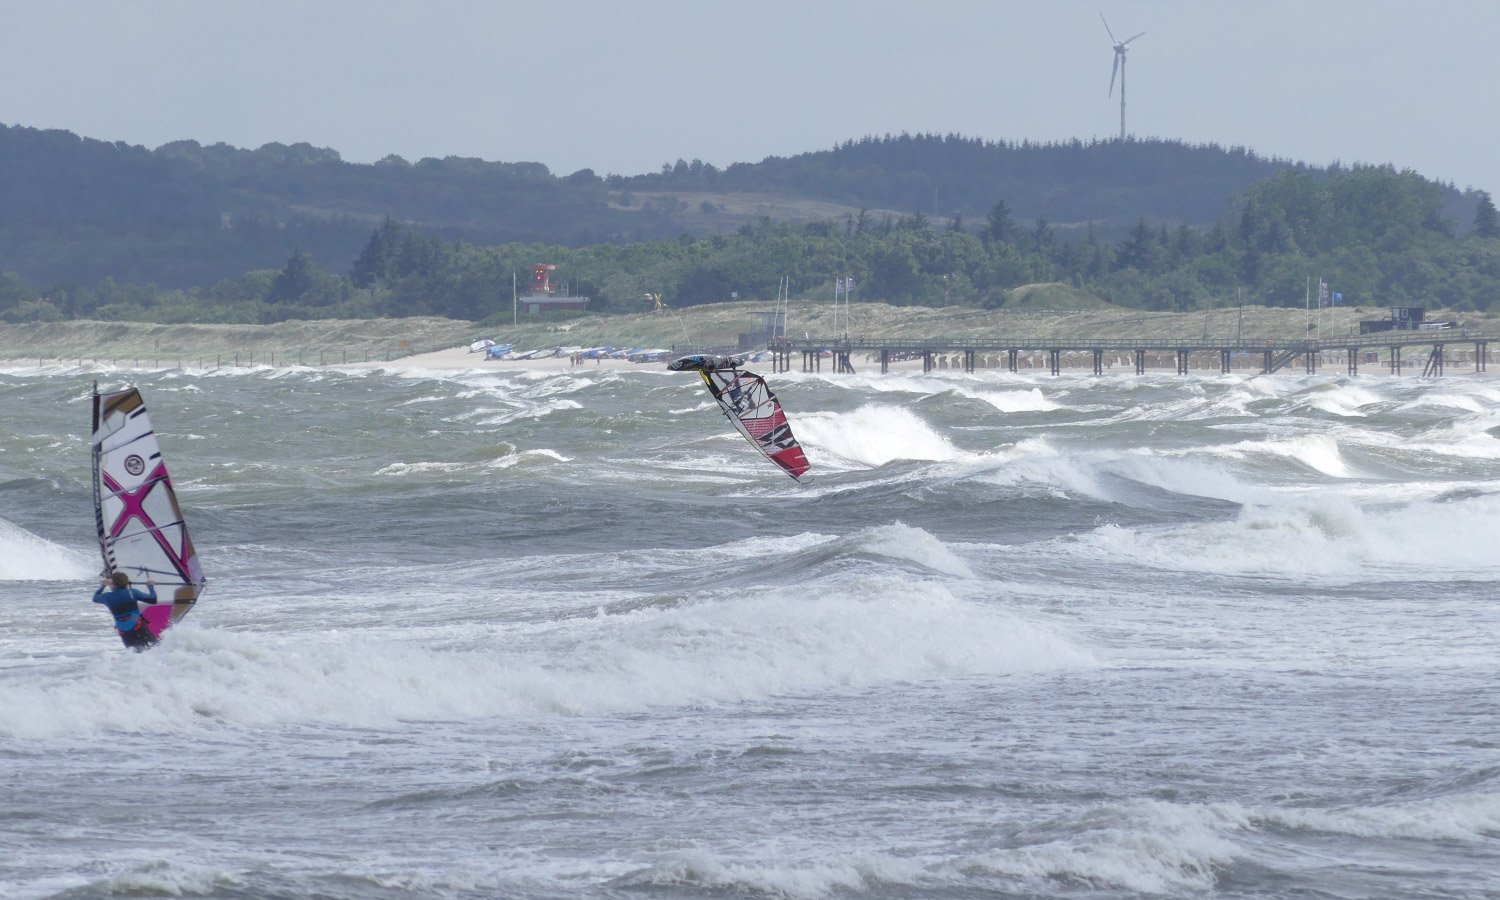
[1, 360, 1497, 898]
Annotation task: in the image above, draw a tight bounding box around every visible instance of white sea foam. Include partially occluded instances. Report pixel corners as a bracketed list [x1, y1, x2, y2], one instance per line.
[829, 370, 1062, 413]
[489, 448, 571, 468]
[1222, 432, 1355, 478]
[795, 404, 963, 467]
[474, 398, 583, 426]
[373, 461, 473, 476]
[1307, 394, 1370, 417]
[0, 579, 1092, 739]
[1257, 789, 1500, 841]
[479, 531, 834, 587]
[1294, 381, 1388, 418]
[964, 437, 1256, 506]
[1397, 391, 1492, 415]
[65, 863, 249, 899]
[978, 441, 1260, 510]
[1313, 418, 1500, 466]
[960, 436, 1116, 500]
[834, 371, 970, 396]
[856, 522, 975, 577]
[612, 849, 923, 899]
[1072, 490, 1500, 579]
[968, 790, 1500, 894]
[964, 386, 1061, 413]
[1108, 386, 1252, 425]
[964, 799, 1247, 894]
[1105, 451, 1258, 504]
[0, 518, 95, 581]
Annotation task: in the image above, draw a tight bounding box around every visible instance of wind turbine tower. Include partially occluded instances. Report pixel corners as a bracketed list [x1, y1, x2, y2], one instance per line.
[1101, 13, 1145, 141]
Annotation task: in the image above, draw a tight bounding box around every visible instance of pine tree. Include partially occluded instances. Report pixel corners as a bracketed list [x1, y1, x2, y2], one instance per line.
[1475, 190, 1499, 238]
[269, 249, 318, 303]
[1113, 217, 1156, 271]
[1032, 215, 1055, 255]
[985, 199, 1016, 245]
[351, 218, 403, 287]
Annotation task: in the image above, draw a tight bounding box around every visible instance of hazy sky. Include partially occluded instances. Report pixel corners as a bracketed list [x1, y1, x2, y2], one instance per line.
[3, 0, 1498, 195]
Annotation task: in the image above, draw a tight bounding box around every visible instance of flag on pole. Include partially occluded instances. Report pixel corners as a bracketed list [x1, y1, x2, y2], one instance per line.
[1332, 292, 1342, 305]
[1318, 279, 1330, 308]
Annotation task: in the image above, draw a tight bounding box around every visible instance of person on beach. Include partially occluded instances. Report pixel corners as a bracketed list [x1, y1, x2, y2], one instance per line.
[93, 571, 159, 650]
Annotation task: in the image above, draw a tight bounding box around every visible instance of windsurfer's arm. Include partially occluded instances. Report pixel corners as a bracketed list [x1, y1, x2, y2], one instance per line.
[132, 584, 158, 603]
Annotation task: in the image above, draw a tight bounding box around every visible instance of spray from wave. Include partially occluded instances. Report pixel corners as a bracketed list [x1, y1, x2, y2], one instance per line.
[0, 518, 95, 581]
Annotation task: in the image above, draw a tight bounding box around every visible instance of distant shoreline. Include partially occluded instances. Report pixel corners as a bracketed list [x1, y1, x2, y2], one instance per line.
[370, 345, 1497, 377]
[3, 302, 1496, 373]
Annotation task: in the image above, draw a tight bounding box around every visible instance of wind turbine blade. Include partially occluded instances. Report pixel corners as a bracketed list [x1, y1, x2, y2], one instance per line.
[1099, 11, 1118, 43]
[1109, 54, 1119, 96]
[1123, 31, 1146, 45]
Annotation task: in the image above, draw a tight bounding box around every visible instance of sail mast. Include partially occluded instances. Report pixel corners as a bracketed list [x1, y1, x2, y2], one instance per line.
[90, 381, 110, 576]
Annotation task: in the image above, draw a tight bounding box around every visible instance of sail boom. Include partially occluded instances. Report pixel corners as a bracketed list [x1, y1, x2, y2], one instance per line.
[104, 518, 188, 545]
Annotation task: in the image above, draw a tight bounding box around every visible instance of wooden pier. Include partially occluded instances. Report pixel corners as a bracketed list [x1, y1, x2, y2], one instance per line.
[764, 332, 1493, 377]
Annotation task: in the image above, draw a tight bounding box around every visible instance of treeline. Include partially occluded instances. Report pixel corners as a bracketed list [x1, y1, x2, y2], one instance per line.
[0, 124, 668, 289]
[13, 122, 1477, 293]
[5, 165, 1497, 325]
[631, 133, 1305, 227]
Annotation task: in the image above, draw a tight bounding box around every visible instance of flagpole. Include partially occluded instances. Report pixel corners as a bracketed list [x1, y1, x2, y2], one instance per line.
[782, 276, 789, 346]
[1304, 276, 1311, 340]
[843, 274, 851, 342]
[1317, 277, 1323, 344]
[1236, 287, 1244, 344]
[834, 276, 840, 341]
[512, 271, 517, 328]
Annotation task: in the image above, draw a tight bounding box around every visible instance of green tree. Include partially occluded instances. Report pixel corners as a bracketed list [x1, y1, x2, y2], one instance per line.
[1113, 218, 1157, 272]
[350, 218, 402, 287]
[984, 199, 1016, 245]
[269, 249, 320, 303]
[1031, 215, 1055, 256]
[0, 271, 31, 312]
[1476, 190, 1499, 238]
[1, 298, 65, 322]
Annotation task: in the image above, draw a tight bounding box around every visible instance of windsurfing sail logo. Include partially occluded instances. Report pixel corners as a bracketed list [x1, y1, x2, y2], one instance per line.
[91, 384, 206, 638]
[669, 355, 812, 482]
[762, 421, 798, 451]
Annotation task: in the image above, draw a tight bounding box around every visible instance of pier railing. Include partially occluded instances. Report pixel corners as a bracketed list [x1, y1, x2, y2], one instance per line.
[749, 331, 1495, 377]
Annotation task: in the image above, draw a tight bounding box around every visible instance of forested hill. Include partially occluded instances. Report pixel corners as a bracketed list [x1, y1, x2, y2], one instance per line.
[633, 134, 1297, 227]
[0, 123, 651, 288]
[0, 123, 1479, 292]
[5, 160, 1498, 324]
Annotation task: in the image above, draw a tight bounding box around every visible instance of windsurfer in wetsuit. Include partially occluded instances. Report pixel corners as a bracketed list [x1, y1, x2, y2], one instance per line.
[93, 571, 158, 650]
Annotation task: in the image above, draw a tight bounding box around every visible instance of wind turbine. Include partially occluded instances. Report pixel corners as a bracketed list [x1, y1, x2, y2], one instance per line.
[1101, 13, 1145, 141]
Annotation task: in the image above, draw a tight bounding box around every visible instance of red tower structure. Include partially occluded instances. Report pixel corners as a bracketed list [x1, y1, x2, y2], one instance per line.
[529, 264, 557, 294]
